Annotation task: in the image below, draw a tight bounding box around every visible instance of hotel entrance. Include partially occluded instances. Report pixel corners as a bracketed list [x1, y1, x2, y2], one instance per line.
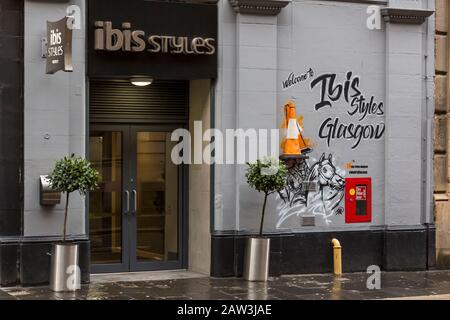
[86, 0, 216, 275]
[88, 80, 188, 273]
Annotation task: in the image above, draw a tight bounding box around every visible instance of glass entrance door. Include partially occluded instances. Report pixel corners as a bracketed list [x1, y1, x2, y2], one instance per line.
[89, 125, 184, 273]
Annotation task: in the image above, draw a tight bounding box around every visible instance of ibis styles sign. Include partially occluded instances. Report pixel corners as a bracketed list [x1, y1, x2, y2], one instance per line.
[88, 0, 218, 79]
[94, 22, 216, 56]
[46, 17, 73, 75]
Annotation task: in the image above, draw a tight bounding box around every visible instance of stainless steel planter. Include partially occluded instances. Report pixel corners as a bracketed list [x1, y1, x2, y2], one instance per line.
[243, 238, 271, 282]
[50, 243, 80, 292]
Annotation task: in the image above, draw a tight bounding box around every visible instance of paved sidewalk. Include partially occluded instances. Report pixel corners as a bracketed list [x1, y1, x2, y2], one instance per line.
[2, 271, 450, 300]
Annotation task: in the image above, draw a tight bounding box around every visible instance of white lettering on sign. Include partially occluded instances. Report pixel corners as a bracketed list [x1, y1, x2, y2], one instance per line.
[50, 29, 62, 46]
[48, 28, 64, 58]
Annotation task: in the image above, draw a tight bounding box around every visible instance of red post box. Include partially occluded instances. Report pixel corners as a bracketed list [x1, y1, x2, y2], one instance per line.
[345, 177, 372, 223]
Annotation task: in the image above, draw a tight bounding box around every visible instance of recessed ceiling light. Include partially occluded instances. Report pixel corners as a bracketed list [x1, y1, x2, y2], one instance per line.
[130, 77, 153, 87]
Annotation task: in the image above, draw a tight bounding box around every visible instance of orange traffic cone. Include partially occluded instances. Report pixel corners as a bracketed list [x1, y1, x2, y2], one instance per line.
[282, 101, 309, 156]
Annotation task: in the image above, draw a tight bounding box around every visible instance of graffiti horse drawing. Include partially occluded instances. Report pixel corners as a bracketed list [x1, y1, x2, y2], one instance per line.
[277, 153, 345, 226]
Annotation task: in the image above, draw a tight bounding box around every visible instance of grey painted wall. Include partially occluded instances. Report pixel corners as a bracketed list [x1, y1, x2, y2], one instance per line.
[213, 0, 435, 233]
[24, 0, 86, 237]
[214, 0, 238, 231]
[189, 79, 212, 275]
[274, 1, 385, 230]
[21, 0, 434, 240]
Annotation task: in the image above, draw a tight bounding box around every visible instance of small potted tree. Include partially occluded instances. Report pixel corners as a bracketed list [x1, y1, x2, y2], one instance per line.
[244, 157, 288, 281]
[48, 154, 99, 292]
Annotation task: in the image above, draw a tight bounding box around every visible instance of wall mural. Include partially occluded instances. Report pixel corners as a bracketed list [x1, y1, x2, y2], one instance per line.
[277, 154, 345, 226]
[282, 68, 314, 91]
[311, 71, 385, 149]
[276, 70, 382, 227]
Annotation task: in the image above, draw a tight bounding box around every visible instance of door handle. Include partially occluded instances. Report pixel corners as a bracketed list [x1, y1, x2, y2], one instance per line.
[125, 190, 130, 214]
[132, 190, 137, 214]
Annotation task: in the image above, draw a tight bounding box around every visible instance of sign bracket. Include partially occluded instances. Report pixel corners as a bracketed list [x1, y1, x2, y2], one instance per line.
[41, 37, 48, 59]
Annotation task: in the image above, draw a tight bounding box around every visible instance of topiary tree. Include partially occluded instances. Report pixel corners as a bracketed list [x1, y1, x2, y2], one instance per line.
[246, 157, 288, 237]
[48, 154, 100, 242]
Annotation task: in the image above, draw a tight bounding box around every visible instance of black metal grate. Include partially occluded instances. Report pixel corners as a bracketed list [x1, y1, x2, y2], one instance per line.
[89, 79, 189, 124]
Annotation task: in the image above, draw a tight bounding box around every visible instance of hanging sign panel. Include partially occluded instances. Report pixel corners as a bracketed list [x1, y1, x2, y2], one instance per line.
[46, 17, 73, 75]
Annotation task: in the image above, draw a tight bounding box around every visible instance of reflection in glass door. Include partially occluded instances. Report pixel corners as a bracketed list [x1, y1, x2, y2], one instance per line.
[134, 132, 178, 263]
[89, 131, 124, 267]
[89, 126, 184, 273]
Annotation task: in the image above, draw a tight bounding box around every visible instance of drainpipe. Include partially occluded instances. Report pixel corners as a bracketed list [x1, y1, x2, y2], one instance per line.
[331, 238, 342, 276]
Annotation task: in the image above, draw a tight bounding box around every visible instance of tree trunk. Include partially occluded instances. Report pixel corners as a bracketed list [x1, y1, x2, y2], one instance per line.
[63, 192, 69, 242]
[259, 192, 268, 237]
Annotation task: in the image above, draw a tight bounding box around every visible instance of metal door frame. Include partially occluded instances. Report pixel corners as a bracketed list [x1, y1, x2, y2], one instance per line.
[89, 124, 131, 274]
[89, 124, 188, 274]
[129, 125, 187, 272]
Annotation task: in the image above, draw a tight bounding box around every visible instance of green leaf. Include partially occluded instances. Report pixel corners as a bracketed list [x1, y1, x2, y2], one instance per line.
[246, 157, 288, 195]
[48, 155, 100, 195]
